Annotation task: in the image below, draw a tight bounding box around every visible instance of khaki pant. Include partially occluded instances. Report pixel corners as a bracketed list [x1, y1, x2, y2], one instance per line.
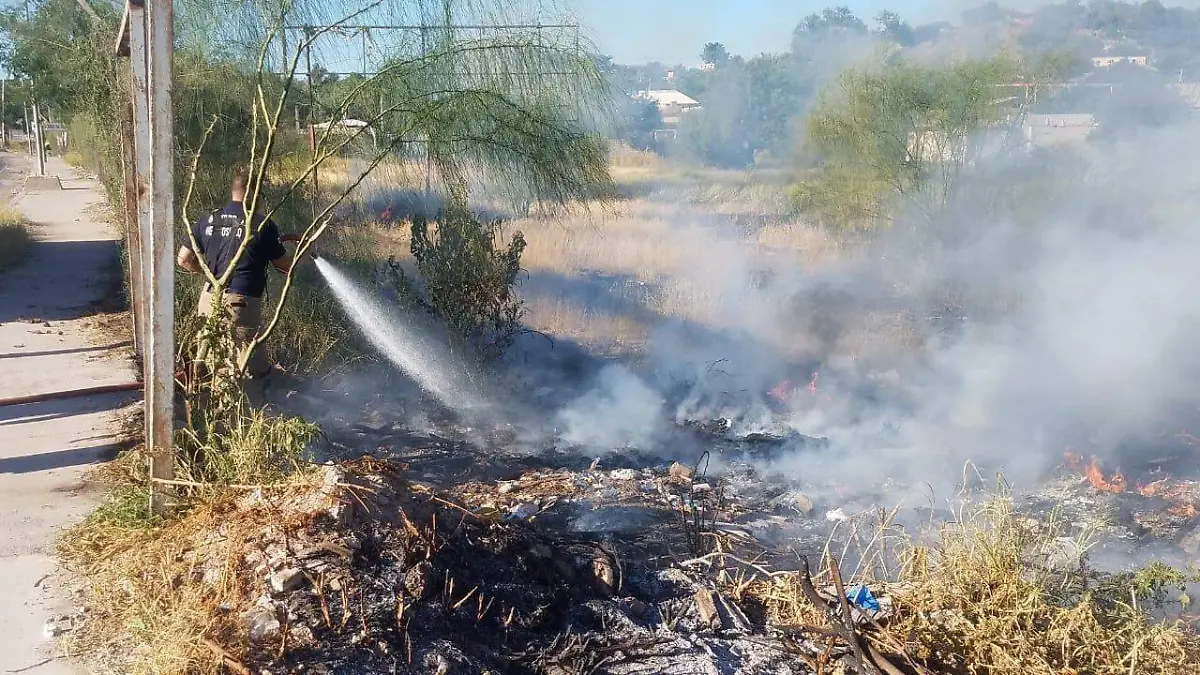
[196, 287, 270, 379]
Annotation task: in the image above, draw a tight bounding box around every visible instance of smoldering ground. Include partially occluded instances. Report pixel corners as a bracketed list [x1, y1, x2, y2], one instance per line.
[552, 118, 1200, 504]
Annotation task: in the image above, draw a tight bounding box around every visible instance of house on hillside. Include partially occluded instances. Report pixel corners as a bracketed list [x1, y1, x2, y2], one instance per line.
[1092, 55, 1149, 68]
[1022, 113, 1097, 149]
[635, 89, 702, 126]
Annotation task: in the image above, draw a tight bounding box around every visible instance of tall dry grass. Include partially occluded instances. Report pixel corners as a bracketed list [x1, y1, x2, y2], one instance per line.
[740, 496, 1200, 675]
[0, 204, 33, 274]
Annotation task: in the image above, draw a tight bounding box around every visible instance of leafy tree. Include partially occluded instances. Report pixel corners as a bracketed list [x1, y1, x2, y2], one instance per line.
[677, 54, 811, 168]
[793, 56, 1029, 228]
[796, 6, 868, 37]
[622, 97, 664, 152]
[874, 10, 916, 46]
[701, 41, 730, 66]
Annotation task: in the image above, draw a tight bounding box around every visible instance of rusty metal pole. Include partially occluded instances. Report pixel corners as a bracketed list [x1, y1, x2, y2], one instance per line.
[119, 98, 144, 358]
[129, 2, 151, 362]
[145, 0, 176, 515]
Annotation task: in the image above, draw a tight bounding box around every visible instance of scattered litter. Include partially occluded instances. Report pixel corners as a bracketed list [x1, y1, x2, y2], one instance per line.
[506, 501, 540, 521]
[846, 584, 881, 612]
[609, 468, 639, 481]
[825, 508, 849, 522]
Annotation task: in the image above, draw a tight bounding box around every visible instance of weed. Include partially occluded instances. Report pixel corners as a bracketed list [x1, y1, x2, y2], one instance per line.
[742, 497, 1200, 675]
[87, 486, 162, 530]
[0, 205, 32, 274]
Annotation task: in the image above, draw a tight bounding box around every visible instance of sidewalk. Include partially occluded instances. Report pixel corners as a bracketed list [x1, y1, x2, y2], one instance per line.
[0, 155, 139, 674]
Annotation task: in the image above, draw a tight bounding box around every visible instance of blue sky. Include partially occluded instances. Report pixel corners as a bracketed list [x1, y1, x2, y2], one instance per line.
[569, 0, 942, 64]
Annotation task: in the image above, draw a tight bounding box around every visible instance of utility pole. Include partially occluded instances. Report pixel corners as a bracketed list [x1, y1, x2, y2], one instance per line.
[32, 102, 45, 175]
[116, 0, 176, 515]
[23, 104, 31, 155]
[145, 0, 176, 515]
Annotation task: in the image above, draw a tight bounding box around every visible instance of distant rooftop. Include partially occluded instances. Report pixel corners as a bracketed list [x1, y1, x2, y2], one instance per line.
[635, 89, 701, 108]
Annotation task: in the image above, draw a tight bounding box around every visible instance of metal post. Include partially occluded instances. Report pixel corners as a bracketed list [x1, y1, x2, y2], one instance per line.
[2, 78, 7, 146]
[145, 0, 175, 515]
[32, 102, 45, 175]
[119, 98, 144, 359]
[130, 1, 152, 367]
[23, 104, 31, 155]
[304, 31, 319, 212]
[421, 27, 431, 200]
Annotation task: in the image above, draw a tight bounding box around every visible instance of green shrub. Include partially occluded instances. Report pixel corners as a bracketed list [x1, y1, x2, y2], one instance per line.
[386, 207, 526, 364]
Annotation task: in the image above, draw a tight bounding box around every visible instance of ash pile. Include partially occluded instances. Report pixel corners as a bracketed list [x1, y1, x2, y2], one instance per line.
[215, 460, 808, 675]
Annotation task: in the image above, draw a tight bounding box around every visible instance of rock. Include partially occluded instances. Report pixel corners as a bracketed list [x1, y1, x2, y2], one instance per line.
[609, 468, 639, 481]
[404, 561, 432, 599]
[591, 556, 616, 594]
[498, 481, 517, 494]
[770, 491, 814, 515]
[42, 616, 72, 639]
[244, 607, 281, 642]
[628, 599, 648, 618]
[289, 623, 316, 647]
[693, 589, 721, 631]
[669, 462, 695, 482]
[270, 568, 306, 594]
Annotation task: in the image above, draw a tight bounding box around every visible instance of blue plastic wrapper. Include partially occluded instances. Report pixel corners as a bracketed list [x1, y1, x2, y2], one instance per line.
[846, 584, 881, 612]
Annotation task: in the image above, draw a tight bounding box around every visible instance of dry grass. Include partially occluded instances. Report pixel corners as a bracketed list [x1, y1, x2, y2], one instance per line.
[521, 294, 649, 356]
[58, 480, 330, 675]
[741, 497, 1200, 675]
[0, 204, 33, 274]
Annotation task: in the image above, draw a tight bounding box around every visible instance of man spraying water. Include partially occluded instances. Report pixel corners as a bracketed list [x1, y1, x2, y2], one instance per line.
[176, 167, 301, 403]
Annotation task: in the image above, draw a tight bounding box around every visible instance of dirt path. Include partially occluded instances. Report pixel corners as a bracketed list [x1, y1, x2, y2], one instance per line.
[0, 154, 138, 674]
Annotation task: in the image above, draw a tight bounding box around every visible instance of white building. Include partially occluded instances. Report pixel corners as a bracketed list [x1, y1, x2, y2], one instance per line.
[634, 89, 702, 126]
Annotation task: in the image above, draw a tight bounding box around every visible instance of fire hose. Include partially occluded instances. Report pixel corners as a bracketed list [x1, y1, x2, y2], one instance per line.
[272, 233, 304, 274]
[0, 381, 143, 408]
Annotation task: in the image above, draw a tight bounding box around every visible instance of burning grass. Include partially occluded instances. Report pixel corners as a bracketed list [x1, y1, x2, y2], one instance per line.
[740, 497, 1200, 675]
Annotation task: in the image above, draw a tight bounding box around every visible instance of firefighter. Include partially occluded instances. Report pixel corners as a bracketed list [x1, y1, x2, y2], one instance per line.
[175, 167, 296, 402]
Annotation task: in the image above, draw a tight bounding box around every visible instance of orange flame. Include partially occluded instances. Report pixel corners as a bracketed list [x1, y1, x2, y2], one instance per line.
[1084, 456, 1126, 493]
[1062, 450, 1085, 471]
[807, 372, 819, 393]
[1137, 478, 1170, 497]
[1168, 503, 1199, 519]
[768, 380, 794, 402]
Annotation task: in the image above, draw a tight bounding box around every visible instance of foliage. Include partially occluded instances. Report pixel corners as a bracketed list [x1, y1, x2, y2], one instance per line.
[700, 42, 730, 67]
[874, 10, 915, 46]
[386, 206, 526, 364]
[0, 204, 31, 274]
[620, 97, 665, 153]
[677, 54, 813, 168]
[793, 56, 1030, 228]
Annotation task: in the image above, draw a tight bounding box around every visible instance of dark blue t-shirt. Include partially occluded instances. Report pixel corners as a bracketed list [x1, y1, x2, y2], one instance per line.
[189, 201, 286, 298]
